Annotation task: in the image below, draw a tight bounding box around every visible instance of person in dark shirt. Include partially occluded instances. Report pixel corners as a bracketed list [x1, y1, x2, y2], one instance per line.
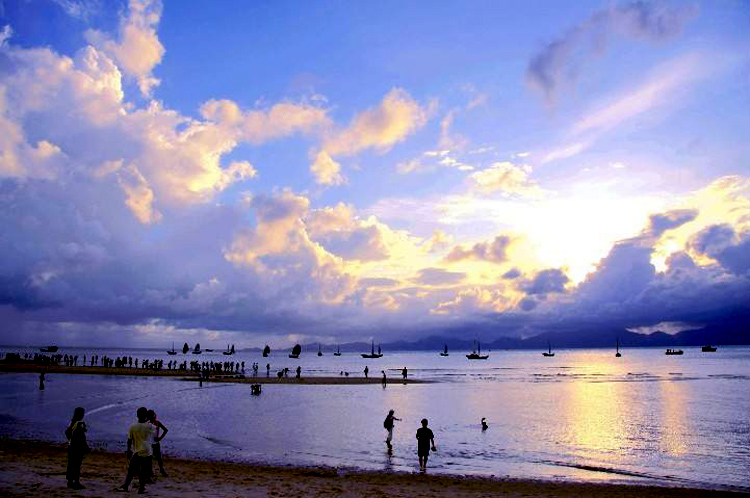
[383, 409, 401, 451]
[415, 418, 436, 471]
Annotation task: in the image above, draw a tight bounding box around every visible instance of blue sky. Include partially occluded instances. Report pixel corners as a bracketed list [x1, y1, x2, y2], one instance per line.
[1, 0, 749, 347]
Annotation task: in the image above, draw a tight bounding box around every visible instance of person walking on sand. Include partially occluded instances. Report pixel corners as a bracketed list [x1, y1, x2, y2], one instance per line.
[364, 365, 369, 378]
[402, 367, 407, 380]
[65, 407, 89, 489]
[116, 407, 154, 494]
[416, 418, 436, 471]
[381, 370, 387, 386]
[148, 410, 169, 477]
[383, 409, 401, 451]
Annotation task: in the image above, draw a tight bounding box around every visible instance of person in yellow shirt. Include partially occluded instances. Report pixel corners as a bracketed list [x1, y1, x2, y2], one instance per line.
[116, 407, 154, 494]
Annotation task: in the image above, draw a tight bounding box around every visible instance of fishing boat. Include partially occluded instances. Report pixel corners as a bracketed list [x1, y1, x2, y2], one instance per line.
[361, 341, 383, 358]
[192, 343, 202, 354]
[205, 349, 214, 352]
[39, 346, 58, 353]
[440, 344, 449, 357]
[289, 344, 301, 359]
[182, 342, 189, 354]
[262, 345, 270, 357]
[542, 341, 554, 357]
[317, 344, 323, 356]
[223, 344, 235, 356]
[615, 337, 621, 358]
[167, 342, 177, 355]
[665, 348, 683, 355]
[333, 345, 341, 356]
[466, 341, 488, 360]
[701, 345, 717, 352]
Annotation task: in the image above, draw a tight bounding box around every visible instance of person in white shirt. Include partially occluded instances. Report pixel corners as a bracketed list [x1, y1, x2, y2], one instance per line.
[116, 407, 154, 494]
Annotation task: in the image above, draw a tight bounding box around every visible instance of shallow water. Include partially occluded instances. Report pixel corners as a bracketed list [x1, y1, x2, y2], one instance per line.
[1, 346, 749, 490]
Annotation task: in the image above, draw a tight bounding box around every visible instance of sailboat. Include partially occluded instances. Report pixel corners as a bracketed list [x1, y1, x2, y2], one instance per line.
[542, 341, 554, 357]
[615, 337, 622, 357]
[182, 342, 189, 354]
[289, 344, 301, 359]
[167, 342, 177, 355]
[223, 344, 235, 356]
[361, 341, 383, 358]
[262, 345, 271, 357]
[333, 345, 341, 356]
[440, 344, 449, 357]
[317, 344, 323, 356]
[466, 341, 488, 360]
[192, 343, 202, 354]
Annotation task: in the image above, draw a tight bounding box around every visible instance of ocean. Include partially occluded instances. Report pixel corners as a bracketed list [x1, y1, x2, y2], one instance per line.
[1, 345, 748, 490]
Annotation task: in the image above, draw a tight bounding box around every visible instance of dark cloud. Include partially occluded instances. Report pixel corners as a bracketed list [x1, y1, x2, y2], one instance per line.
[689, 224, 750, 275]
[648, 208, 698, 236]
[502, 267, 522, 279]
[445, 235, 511, 263]
[527, 1, 697, 104]
[519, 268, 569, 296]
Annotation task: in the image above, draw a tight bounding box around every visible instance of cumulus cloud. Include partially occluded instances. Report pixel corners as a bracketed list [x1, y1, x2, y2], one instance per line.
[502, 267, 522, 279]
[310, 150, 345, 185]
[648, 208, 698, 237]
[468, 161, 540, 197]
[432, 286, 507, 315]
[310, 88, 430, 184]
[527, 1, 697, 105]
[117, 163, 161, 224]
[305, 203, 391, 262]
[445, 235, 512, 264]
[86, 0, 165, 96]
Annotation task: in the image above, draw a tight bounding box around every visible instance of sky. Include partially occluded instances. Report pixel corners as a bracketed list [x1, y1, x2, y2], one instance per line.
[1, 0, 749, 348]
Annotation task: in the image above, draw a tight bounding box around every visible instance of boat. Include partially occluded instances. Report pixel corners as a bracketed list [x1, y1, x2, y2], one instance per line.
[542, 341, 554, 357]
[182, 342, 189, 354]
[333, 345, 341, 356]
[40, 346, 58, 353]
[665, 348, 683, 355]
[317, 344, 323, 356]
[466, 341, 488, 360]
[440, 344, 449, 357]
[361, 341, 383, 358]
[289, 344, 301, 359]
[167, 342, 177, 355]
[192, 343, 202, 354]
[701, 345, 717, 352]
[615, 337, 621, 358]
[223, 344, 235, 356]
[205, 349, 214, 352]
[262, 345, 270, 357]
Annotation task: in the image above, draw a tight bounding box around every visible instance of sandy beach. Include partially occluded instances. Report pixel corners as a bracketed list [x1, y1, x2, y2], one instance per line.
[0, 363, 428, 385]
[0, 439, 747, 498]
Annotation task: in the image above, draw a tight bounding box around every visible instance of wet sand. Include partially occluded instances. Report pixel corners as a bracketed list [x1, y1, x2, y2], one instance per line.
[1, 439, 746, 498]
[0, 363, 428, 385]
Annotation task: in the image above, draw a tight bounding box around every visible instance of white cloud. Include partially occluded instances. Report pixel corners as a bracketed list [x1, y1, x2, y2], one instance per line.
[85, 0, 165, 96]
[310, 150, 345, 185]
[468, 161, 540, 197]
[117, 163, 161, 224]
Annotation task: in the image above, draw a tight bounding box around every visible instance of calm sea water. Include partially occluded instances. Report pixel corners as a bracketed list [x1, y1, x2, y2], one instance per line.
[1, 346, 748, 490]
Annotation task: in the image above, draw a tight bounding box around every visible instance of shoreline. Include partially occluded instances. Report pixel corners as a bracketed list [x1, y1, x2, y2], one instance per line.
[1, 438, 748, 497]
[0, 363, 430, 385]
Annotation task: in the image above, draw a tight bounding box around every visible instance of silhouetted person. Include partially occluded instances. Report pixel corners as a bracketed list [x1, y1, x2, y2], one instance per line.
[39, 372, 45, 390]
[266, 363, 270, 377]
[481, 417, 488, 431]
[364, 366, 369, 378]
[65, 407, 88, 489]
[383, 409, 401, 451]
[402, 367, 407, 380]
[416, 418, 436, 471]
[148, 410, 169, 477]
[381, 370, 387, 386]
[116, 407, 154, 494]
[296, 366, 301, 378]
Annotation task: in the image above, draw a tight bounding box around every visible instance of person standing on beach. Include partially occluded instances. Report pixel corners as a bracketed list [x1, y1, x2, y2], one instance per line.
[147, 410, 169, 477]
[416, 418, 436, 471]
[39, 372, 45, 390]
[381, 370, 387, 386]
[65, 407, 89, 489]
[116, 407, 154, 494]
[383, 409, 401, 451]
[402, 367, 407, 380]
[364, 366, 369, 378]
